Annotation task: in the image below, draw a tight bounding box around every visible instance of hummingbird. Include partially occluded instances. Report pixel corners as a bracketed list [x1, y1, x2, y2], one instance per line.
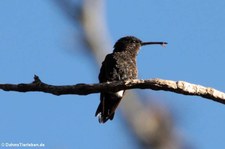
[95, 36, 167, 123]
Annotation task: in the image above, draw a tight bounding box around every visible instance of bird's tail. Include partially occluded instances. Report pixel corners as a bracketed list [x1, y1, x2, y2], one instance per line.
[95, 92, 123, 123]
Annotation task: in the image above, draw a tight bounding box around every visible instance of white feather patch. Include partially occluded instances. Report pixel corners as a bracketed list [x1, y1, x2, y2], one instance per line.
[116, 90, 124, 98]
[97, 113, 104, 123]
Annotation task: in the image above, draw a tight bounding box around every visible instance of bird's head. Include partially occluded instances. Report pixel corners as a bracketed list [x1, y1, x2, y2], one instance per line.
[113, 36, 142, 53]
[113, 36, 167, 55]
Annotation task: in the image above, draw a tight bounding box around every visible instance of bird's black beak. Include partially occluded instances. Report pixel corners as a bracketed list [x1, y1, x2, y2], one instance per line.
[141, 42, 168, 47]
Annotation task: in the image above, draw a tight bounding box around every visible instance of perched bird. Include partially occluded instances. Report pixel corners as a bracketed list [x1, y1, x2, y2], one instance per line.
[95, 36, 167, 123]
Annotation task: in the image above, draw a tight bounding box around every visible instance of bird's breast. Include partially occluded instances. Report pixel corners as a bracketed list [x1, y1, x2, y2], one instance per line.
[113, 53, 138, 80]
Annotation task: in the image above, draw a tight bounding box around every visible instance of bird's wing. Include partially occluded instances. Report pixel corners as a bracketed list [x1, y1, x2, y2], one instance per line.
[96, 53, 120, 123]
[98, 53, 116, 82]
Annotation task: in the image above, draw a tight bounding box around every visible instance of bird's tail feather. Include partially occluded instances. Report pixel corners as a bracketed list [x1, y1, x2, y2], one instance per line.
[95, 93, 122, 123]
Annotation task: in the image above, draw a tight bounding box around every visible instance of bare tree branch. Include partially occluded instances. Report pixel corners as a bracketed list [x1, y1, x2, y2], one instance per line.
[0, 75, 224, 104]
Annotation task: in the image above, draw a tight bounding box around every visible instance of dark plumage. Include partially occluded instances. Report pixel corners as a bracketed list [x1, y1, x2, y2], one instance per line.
[95, 36, 167, 123]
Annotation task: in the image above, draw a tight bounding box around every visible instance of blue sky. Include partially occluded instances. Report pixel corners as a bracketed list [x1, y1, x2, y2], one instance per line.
[0, 0, 225, 149]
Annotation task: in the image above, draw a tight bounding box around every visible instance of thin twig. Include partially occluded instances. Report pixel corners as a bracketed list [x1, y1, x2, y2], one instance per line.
[0, 75, 224, 104]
